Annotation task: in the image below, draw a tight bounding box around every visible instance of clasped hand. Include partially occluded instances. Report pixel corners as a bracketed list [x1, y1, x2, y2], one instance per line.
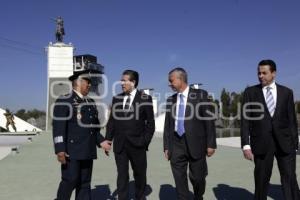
[100, 140, 112, 156]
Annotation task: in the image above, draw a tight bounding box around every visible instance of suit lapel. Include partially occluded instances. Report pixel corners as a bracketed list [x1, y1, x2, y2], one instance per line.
[273, 84, 281, 118]
[257, 84, 280, 118]
[185, 89, 194, 120]
[116, 93, 126, 117]
[123, 90, 140, 117]
[171, 94, 177, 127]
[131, 90, 140, 111]
[254, 85, 270, 118]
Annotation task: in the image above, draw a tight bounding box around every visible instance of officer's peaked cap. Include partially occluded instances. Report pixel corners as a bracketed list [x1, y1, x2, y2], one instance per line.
[68, 69, 100, 81]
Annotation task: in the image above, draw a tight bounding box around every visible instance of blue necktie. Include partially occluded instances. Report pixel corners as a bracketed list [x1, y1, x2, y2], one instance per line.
[177, 94, 185, 136]
[266, 87, 275, 116]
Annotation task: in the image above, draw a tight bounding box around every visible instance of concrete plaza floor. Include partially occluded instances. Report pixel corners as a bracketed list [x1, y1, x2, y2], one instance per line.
[0, 132, 299, 200]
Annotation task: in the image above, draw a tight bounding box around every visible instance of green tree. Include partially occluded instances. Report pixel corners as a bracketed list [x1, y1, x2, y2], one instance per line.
[27, 109, 46, 119]
[218, 89, 244, 128]
[229, 92, 243, 127]
[220, 88, 231, 127]
[213, 99, 220, 114]
[220, 88, 230, 117]
[15, 109, 27, 120]
[15, 109, 46, 121]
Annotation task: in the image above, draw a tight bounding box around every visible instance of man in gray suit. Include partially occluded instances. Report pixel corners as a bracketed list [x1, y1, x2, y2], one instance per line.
[163, 67, 217, 200]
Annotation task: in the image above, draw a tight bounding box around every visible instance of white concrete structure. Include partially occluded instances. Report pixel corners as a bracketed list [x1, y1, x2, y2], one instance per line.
[152, 98, 158, 116]
[141, 89, 158, 116]
[154, 112, 165, 137]
[47, 42, 74, 78]
[217, 137, 241, 148]
[0, 108, 42, 132]
[45, 42, 74, 130]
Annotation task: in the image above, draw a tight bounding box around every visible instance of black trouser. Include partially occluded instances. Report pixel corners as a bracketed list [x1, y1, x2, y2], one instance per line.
[114, 142, 147, 200]
[56, 159, 93, 200]
[170, 133, 207, 200]
[254, 136, 300, 200]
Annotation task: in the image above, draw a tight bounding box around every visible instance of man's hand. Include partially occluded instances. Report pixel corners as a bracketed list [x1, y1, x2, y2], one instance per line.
[164, 150, 169, 160]
[206, 148, 215, 157]
[100, 140, 112, 151]
[57, 152, 69, 164]
[243, 149, 254, 161]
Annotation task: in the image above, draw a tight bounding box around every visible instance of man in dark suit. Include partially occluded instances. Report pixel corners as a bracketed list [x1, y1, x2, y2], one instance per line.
[241, 59, 300, 200]
[106, 70, 155, 200]
[163, 67, 217, 200]
[52, 69, 111, 200]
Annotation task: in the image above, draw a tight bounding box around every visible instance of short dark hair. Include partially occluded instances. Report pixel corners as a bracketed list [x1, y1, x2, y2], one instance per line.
[169, 67, 188, 83]
[123, 69, 139, 87]
[258, 59, 277, 72]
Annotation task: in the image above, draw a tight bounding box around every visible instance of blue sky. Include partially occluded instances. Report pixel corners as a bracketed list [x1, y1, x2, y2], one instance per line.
[0, 0, 300, 111]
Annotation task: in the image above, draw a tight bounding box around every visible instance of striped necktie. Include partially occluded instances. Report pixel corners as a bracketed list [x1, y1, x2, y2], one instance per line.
[176, 94, 185, 136]
[266, 86, 275, 116]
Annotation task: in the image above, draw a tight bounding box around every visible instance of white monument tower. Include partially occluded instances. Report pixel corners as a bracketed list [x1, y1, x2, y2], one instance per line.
[45, 41, 74, 130]
[45, 17, 74, 130]
[46, 17, 106, 130]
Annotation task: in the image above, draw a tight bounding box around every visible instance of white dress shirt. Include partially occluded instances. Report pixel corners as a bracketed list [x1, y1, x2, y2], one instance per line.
[262, 81, 277, 115]
[123, 89, 137, 109]
[174, 86, 189, 132]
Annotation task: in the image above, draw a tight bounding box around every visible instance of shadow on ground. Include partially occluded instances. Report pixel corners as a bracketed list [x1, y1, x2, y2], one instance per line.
[92, 181, 152, 200]
[212, 183, 283, 200]
[92, 183, 284, 199]
[158, 184, 194, 199]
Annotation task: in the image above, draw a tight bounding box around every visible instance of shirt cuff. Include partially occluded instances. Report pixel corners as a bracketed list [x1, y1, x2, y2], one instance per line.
[243, 145, 251, 150]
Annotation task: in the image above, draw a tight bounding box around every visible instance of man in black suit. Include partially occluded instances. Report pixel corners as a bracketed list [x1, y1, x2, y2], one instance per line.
[105, 70, 155, 200]
[241, 59, 300, 200]
[163, 67, 217, 200]
[52, 69, 111, 200]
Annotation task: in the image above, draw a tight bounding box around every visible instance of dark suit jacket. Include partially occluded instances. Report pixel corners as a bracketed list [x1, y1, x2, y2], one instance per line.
[52, 91, 105, 160]
[106, 90, 155, 153]
[163, 88, 217, 160]
[241, 83, 299, 154]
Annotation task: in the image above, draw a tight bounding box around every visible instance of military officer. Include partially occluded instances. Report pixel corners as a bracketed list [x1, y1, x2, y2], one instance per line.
[52, 69, 111, 200]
